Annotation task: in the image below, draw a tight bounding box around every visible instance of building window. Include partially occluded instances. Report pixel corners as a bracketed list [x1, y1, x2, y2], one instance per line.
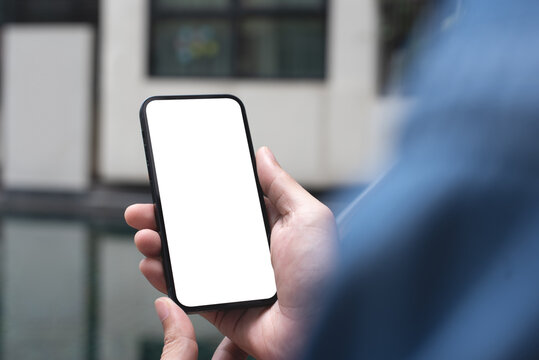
[378, 0, 432, 91]
[149, 0, 327, 79]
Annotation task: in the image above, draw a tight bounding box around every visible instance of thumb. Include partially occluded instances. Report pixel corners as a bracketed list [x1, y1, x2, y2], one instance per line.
[155, 297, 198, 360]
[256, 146, 317, 216]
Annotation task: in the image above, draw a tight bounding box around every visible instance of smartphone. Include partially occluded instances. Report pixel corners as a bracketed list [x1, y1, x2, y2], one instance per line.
[139, 95, 277, 312]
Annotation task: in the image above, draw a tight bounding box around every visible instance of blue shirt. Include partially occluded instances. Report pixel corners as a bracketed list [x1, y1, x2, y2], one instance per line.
[304, 0, 539, 358]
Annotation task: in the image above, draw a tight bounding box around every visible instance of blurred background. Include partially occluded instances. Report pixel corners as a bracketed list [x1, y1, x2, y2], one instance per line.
[0, 0, 430, 358]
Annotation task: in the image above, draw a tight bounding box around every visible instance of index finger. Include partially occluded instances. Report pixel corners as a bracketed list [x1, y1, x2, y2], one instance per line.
[125, 203, 158, 230]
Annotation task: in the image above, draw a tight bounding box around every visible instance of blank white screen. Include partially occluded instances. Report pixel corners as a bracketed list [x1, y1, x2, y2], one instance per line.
[145, 98, 276, 308]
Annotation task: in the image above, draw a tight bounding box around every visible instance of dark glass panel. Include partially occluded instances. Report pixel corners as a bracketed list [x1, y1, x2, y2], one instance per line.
[2, 0, 98, 23]
[151, 20, 232, 77]
[239, 18, 325, 78]
[241, 0, 324, 9]
[155, 0, 230, 10]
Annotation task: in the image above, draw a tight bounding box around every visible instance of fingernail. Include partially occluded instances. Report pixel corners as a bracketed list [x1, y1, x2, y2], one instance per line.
[155, 298, 170, 322]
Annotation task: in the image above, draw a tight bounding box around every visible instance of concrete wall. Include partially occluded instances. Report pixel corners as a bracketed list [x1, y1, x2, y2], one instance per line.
[98, 0, 379, 187]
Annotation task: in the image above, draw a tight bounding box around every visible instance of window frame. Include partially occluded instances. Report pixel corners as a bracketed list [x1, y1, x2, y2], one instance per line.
[148, 0, 328, 79]
[0, 0, 98, 24]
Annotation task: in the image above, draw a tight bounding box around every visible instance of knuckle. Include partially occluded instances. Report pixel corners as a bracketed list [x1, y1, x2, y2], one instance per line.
[163, 334, 176, 347]
[161, 335, 198, 359]
[318, 204, 335, 222]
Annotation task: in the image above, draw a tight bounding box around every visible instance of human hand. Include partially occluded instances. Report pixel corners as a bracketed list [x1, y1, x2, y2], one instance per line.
[125, 147, 337, 359]
[154, 297, 248, 360]
[154, 297, 197, 360]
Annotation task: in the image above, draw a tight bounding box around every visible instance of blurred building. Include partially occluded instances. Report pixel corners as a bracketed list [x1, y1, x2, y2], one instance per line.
[0, 0, 429, 193]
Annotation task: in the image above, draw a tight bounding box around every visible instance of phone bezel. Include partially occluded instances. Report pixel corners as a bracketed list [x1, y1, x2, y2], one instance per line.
[139, 94, 277, 313]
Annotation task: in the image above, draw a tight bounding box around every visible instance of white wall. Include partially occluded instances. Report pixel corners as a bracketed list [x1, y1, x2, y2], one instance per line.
[326, 0, 379, 184]
[1, 25, 93, 191]
[99, 0, 379, 187]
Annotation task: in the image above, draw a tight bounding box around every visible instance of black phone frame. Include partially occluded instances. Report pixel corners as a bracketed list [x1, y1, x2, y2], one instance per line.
[139, 94, 277, 313]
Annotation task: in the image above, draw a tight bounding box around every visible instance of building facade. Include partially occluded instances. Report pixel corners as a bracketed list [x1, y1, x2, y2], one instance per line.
[0, 0, 417, 191]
